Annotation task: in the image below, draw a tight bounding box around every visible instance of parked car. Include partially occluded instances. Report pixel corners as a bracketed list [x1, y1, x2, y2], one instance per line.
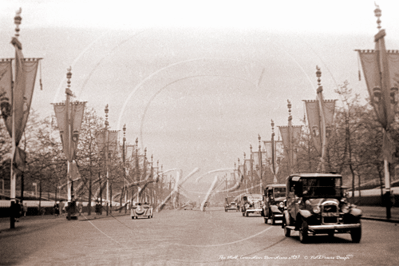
[225, 202, 239, 212]
[131, 202, 153, 219]
[262, 184, 286, 225]
[282, 173, 362, 243]
[240, 193, 263, 216]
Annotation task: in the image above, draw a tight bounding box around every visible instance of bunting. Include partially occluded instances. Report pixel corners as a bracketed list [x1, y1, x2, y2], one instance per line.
[357, 34, 399, 162]
[304, 99, 336, 155]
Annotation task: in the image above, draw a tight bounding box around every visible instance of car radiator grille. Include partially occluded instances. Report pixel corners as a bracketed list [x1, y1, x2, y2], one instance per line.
[321, 203, 338, 224]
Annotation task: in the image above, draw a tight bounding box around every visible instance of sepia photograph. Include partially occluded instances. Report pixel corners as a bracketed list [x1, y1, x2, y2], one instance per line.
[0, 0, 399, 265]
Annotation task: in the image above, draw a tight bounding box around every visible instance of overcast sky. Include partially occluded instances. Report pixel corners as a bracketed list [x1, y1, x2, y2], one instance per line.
[1, 0, 399, 192]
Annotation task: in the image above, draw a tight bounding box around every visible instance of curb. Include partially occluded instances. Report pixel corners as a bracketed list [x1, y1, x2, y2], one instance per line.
[361, 216, 399, 223]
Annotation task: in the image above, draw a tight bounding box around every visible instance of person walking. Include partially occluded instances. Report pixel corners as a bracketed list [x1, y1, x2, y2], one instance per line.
[54, 202, 60, 217]
[23, 203, 28, 216]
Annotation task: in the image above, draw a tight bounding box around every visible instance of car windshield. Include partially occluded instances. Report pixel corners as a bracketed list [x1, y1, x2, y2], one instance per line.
[247, 194, 262, 202]
[273, 187, 286, 198]
[301, 177, 342, 197]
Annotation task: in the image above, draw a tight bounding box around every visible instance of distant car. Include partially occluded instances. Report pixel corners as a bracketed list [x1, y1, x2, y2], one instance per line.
[241, 193, 263, 217]
[225, 202, 239, 212]
[262, 184, 286, 225]
[131, 203, 153, 219]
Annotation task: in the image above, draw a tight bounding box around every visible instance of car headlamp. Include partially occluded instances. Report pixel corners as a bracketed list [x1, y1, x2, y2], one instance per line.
[342, 204, 350, 214]
[279, 202, 284, 208]
[313, 206, 320, 214]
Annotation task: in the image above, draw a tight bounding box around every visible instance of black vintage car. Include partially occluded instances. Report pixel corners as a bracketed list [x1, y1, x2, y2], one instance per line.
[262, 184, 286, 225]
[282, 173, 362, 243]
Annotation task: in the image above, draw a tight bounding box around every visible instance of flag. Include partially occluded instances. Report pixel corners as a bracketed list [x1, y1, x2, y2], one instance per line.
[0, 60, 13, 123]
[53, 101, 86, 161]
[10, 37, 39, 145]
[304, 99, 336, 155]
[358, 49, 399, 129]
[358, 29, 399, 161]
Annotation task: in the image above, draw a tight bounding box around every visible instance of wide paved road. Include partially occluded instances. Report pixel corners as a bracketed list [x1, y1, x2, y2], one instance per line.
[1, 207, 398, 265]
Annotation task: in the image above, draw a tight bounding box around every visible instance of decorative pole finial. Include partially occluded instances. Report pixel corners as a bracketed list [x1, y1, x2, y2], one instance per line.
[374, 3, 382, 30]
[250, 144, 252, 153]
[287, 100, 292, 121]
[238, 158, 240, 164]
[144, 147, 147, 158]
[104, 104, 109, 128]
[65, 67, 74, 97]
[151, 154, 153, 164]
[123, 124, 126, 141]
[14, 8, 22, 38]
[316, 65, 322, 87]
[271, 119, 275, 137]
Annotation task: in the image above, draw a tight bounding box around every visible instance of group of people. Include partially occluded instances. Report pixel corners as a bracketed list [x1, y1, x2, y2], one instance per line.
[11, 200, 28, 222]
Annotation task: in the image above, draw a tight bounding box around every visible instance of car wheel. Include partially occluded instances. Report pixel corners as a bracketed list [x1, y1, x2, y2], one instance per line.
[299, 218, 309, 243]
[264, 217, 268, 224]
[245, 211, 248, 217]
[350, 223, 361, 243]
[225, 209, 227, 212]
[242, 211, 245, 216]
[271, 213, 276, 225]
[131, 216, 134, 219]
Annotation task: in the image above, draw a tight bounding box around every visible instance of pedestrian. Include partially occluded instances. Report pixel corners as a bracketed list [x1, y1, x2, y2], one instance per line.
[59, 201, 65, 216]
[14, 200, 21, 222]
[23, 203, 28, 216]
[78, 202, 82, 216]
[54, 201, 60, 217]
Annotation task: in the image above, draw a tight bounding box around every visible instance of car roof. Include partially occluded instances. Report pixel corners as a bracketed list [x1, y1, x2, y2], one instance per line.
[287, 173, 342, 180]
[265, 184, 286, 188]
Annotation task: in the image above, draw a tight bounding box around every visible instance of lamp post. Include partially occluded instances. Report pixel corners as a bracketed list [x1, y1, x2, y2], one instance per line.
[258, 135, 263, 193]
[104, 104, 109, 215]
[356, 5, 399, 219]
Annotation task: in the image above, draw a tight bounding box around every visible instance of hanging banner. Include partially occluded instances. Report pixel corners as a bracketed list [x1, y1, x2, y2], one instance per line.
[53, 101, 86, 160]
[358, 49, 399, 128]
[0, 60, 13, 123]
[304, 99, 336, 155]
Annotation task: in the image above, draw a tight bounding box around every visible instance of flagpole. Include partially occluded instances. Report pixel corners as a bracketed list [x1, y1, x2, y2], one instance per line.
[271, 120, 277, 184]
[316, 67, 327, 173]
[123, 124, 126, 213]
[66, 68, 72, 203]
[287, 100, 293, 174]
[104, 105, 109, 216]
[258, 136, 263, 194]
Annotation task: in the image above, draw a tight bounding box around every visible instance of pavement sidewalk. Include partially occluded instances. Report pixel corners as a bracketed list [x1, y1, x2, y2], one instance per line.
[359, 206, 399, 223]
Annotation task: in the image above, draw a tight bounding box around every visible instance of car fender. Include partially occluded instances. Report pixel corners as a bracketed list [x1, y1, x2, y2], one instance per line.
[271, 205, 282, 214]
[350, 207, 362, 217]
[299, 209, 312, 219]
[283, 210, 291, 225]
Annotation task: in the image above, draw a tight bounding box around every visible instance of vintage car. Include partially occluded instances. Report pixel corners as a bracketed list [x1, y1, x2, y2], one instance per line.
[131, 203, 153, 219]
[282, 173, 362, 243]
[225, 201, 239, 212]
[241, 193, 263, 216]
[262, 184, 286, 225]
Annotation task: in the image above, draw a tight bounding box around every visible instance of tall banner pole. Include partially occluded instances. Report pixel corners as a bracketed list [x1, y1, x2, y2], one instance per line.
[287, 100, 293, 174]
[258, 136, 263, 194]
[356, 5, 399, 219]
[104, 105, 109, 215]
[66, 72, 71, 203]
[271, 120, 278, 184]
[123, 124, 126, 213]
[316, 67, 327, 173]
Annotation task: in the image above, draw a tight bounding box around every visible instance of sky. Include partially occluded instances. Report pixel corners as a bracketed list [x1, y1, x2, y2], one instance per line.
[1, 0, 399, 195]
